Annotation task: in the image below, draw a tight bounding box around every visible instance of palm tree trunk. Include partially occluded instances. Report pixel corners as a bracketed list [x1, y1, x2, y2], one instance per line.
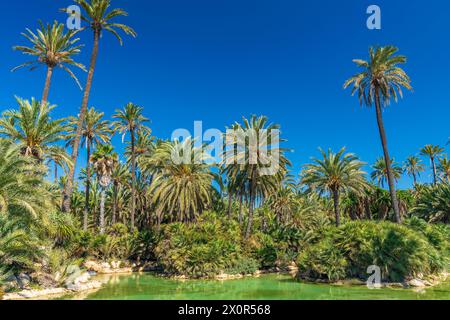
[54, 162, 58, 184]
[42, 66, 53, 104]
[63, 30, 101, 213]
[238, 192, 243, 225]
[112, 182, 118, 225]
[332, 189, 341, 227]
[374, 88, 402, 224]
[99, 188, 106, 234]
[245, 169, 257, 239]
[412, 172, 417, 185]
[83, 142, 91, 231]
[130, 128, 136, 230]
[227, 192, 232, 218]
[431, 157, 437, 186]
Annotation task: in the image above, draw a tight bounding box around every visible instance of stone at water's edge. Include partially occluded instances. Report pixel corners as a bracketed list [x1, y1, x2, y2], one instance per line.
[84, 260, 133, 275]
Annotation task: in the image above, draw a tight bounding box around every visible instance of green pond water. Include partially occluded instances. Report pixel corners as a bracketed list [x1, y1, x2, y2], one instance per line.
[63, 273, 450, 300]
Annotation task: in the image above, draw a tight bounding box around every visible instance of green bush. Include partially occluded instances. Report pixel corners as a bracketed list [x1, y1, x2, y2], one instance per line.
[154, 212, 258, 278]
[297, 221, 448, 282]
[70, 226, 138, 261]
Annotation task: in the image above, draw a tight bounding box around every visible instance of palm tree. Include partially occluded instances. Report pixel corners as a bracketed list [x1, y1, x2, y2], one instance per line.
[437, 157, 450, 182]
[222, 115, 291, 238]
[302, 148, 368, 227]
[148, 140, 216, 224]
[420, 145, 444, 185]
[371, 157, 403, 188]
[110, 163, 130, 225]
[0, 97, 67, 162]
[413, 184, 450, 224]
[112, 103, 149, 230]
[403, 156, 425, 185]
[344, 46, 412, 224]
[12, 21, 85, 104]
[0, 140, 50, 219]
[67, 108, 111, 230]
[90, 145, 118, 234]
[63, 0, 137, 213]
[45, 146, 74, 184]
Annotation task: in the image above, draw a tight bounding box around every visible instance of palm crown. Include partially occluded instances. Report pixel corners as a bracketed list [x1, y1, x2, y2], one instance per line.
[0, 97, 68, 161]
[371, 157, 403, 187]
[74, 0, 137, 43]
[344, 46, 412, 106]
[13, 21, 85, 88]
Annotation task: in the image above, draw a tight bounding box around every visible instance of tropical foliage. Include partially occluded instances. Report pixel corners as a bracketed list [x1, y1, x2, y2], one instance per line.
[0, 1, 449, 294]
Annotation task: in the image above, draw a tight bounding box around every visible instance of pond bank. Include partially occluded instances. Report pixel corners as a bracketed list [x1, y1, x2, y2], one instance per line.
[3, 259, 447, 300]
[61, 273, 450, 300]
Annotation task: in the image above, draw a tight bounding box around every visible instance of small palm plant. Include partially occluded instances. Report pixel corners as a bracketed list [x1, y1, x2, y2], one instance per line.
[12, 21, 85, 103]
[420, 145, 444, 185]
[91, 145, 118, 234]
[302, 148, 368, 226]
[403, 156, 425, 186]
[344, 46, 412, 224]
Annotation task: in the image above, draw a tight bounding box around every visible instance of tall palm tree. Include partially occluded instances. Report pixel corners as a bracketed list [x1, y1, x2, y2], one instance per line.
[12, 21, 85, 104]
[222, 115, 291, 238]
[302, 148, 368, 227]
[63, 0, 137, 213]
[437, 157, 450, 182]
[67, 108, 111, 230]
[112, 103, 149, 230]
[110, 162, 130, 225]
[90, 145, 118, 234]
[371, 157, 403, 188]
[403, 156, 425, 185]
[420, 145, 444, 185]
[0, 97, 68, 162]
[344, 46, 412, 224]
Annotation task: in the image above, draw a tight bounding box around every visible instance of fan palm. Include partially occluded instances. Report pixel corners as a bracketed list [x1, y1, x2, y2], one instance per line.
[371, 157, 403, 188]
[420, 145, 444, 185]
[344, 46, 412, 224]
[67, 107, 111, 230]
[403, 156, 425, 186]
[112, 103, 149, 230]
[12, 21, 85, 104]
[302, 148, 368, 227]
[91, 145, 118, 234]
[0, 97, 67, 163]
[412, 184, 450, 223]
[64, 0, 137, 213]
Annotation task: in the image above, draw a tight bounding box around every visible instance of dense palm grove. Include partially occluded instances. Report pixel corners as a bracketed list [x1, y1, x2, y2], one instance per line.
[0, 0, 449, 295]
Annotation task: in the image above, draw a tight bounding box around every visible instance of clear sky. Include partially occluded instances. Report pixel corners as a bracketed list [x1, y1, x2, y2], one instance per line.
[1, 0, 449, 188]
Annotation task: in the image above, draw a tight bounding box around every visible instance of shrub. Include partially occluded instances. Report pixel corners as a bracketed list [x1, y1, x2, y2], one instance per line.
[297, 221, 448, 282]
[154, 212, 258, 277]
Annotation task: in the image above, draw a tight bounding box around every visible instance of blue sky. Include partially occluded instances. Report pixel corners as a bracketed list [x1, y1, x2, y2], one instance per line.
[1, 0, 449, 188]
